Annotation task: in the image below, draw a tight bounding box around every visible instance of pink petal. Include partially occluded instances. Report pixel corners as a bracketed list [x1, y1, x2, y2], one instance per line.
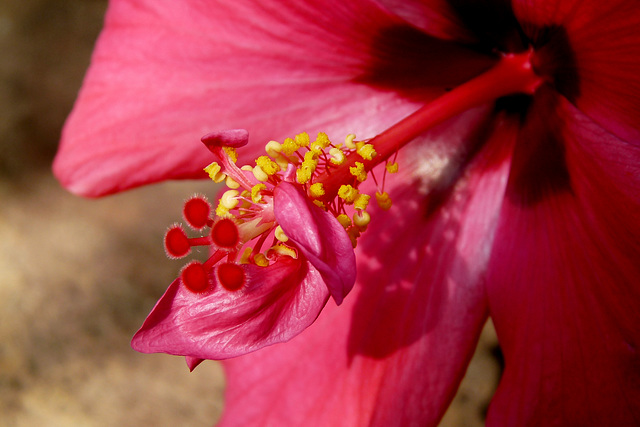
[486, 94, 640, 425]
[274, 182, 356, 305]
[218, 110, 514, 426]
[131, 256, 330, 360]
[185, 356, 204, 372]
[513, 0, 640, 145]
[53, 0, 492, 196]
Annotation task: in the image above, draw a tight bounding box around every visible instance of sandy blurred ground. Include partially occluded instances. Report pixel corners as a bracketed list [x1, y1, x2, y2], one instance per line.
[0, 1, 500, 426]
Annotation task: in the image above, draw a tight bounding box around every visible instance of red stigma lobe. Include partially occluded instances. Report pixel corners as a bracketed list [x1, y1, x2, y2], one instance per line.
[181, 262, 210, 292]
[183, 196, 211, 229]
[164, 226, 191, 258]
[211, 218, 240, 248]
[217, 263, 246, 291]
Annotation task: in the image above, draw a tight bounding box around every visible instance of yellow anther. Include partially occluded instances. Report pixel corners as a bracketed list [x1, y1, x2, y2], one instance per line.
[303, 150, 318, 163]
[345, 134, 357, 149]
[251, 183, 267, 203]
[310, 133, 330, 153]
[347, 227, 360, 248]
[309, 143, 322, 154]
[354, 193, 371, 211]
[353, 211, 371, 229]
[349, 161, 367, 182]
[265, 141, 291, 168]
[222, 146, 238, 163]
[252, 165, 269, 182]
[296, 162, 315, 184]
[336, 214, 352, 228]
[256, 155, 280, 176]
[275, 157, 291, 170]
[313, 200, 326, 210]
[215, 202, 231, 218]
[225, 175, 240, 189]
[265, 140, 282, 157]
[309, 182, 325, 198]
[338, 185, 359, 204]
[269, 244, 298, 259]
[253, 253, 269, 267]
[241, 165, 253, 171]
[375, 191, 392, 210]
[314, 132, 331, 148]
[204, 162, 226, 183]
[386, 162, 399, 173]
[274, 225, 288, 242]
[357, 143, 377, 161]
[220, 189, 240, 210]
[281, 137, 299, 155]
[295, 132, 310, 148]
[329, 147, 345, 165]
[239, 247, 253, 264]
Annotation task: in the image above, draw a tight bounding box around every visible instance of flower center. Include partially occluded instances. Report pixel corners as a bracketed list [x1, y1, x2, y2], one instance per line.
[163, 129, 391, 292]
[164, 51, 544, 294]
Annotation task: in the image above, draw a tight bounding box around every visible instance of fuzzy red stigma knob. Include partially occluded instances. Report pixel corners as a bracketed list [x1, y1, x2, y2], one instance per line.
[181, 261, 210, 292]
[217, 263, 245, 291]
[165, 226, 191, 258]
[211, 218, 240, 248]
[183, 196, 211, 229]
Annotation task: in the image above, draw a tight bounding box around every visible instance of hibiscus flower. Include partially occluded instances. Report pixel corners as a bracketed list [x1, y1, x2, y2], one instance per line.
[132, 129, 360, 361]
[54, 0, 640, 426]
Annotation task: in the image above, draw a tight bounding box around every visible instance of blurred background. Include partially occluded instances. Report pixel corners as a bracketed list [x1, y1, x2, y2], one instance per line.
[0, 0, 501, 425]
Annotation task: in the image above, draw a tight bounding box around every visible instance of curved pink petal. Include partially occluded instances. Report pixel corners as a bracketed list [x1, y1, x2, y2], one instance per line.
[185, 356, 204, 372]
[274, 182, 356, 305]
[486, 93, 640, 425]
[53, 0, 493, 196]
[513, 0, 640, 145]
[131, 256, 330, 360]
[219, 110, 515, 426]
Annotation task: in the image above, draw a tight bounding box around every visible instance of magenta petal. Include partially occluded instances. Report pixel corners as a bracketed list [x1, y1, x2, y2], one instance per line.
[185, 357, 204, 372]
[53, 0, 493, 197]
[131, 256, 329, 360]
[51, 0, 419, 196]
[274, 182, 356, 305]
[486, 97, 640, 425]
